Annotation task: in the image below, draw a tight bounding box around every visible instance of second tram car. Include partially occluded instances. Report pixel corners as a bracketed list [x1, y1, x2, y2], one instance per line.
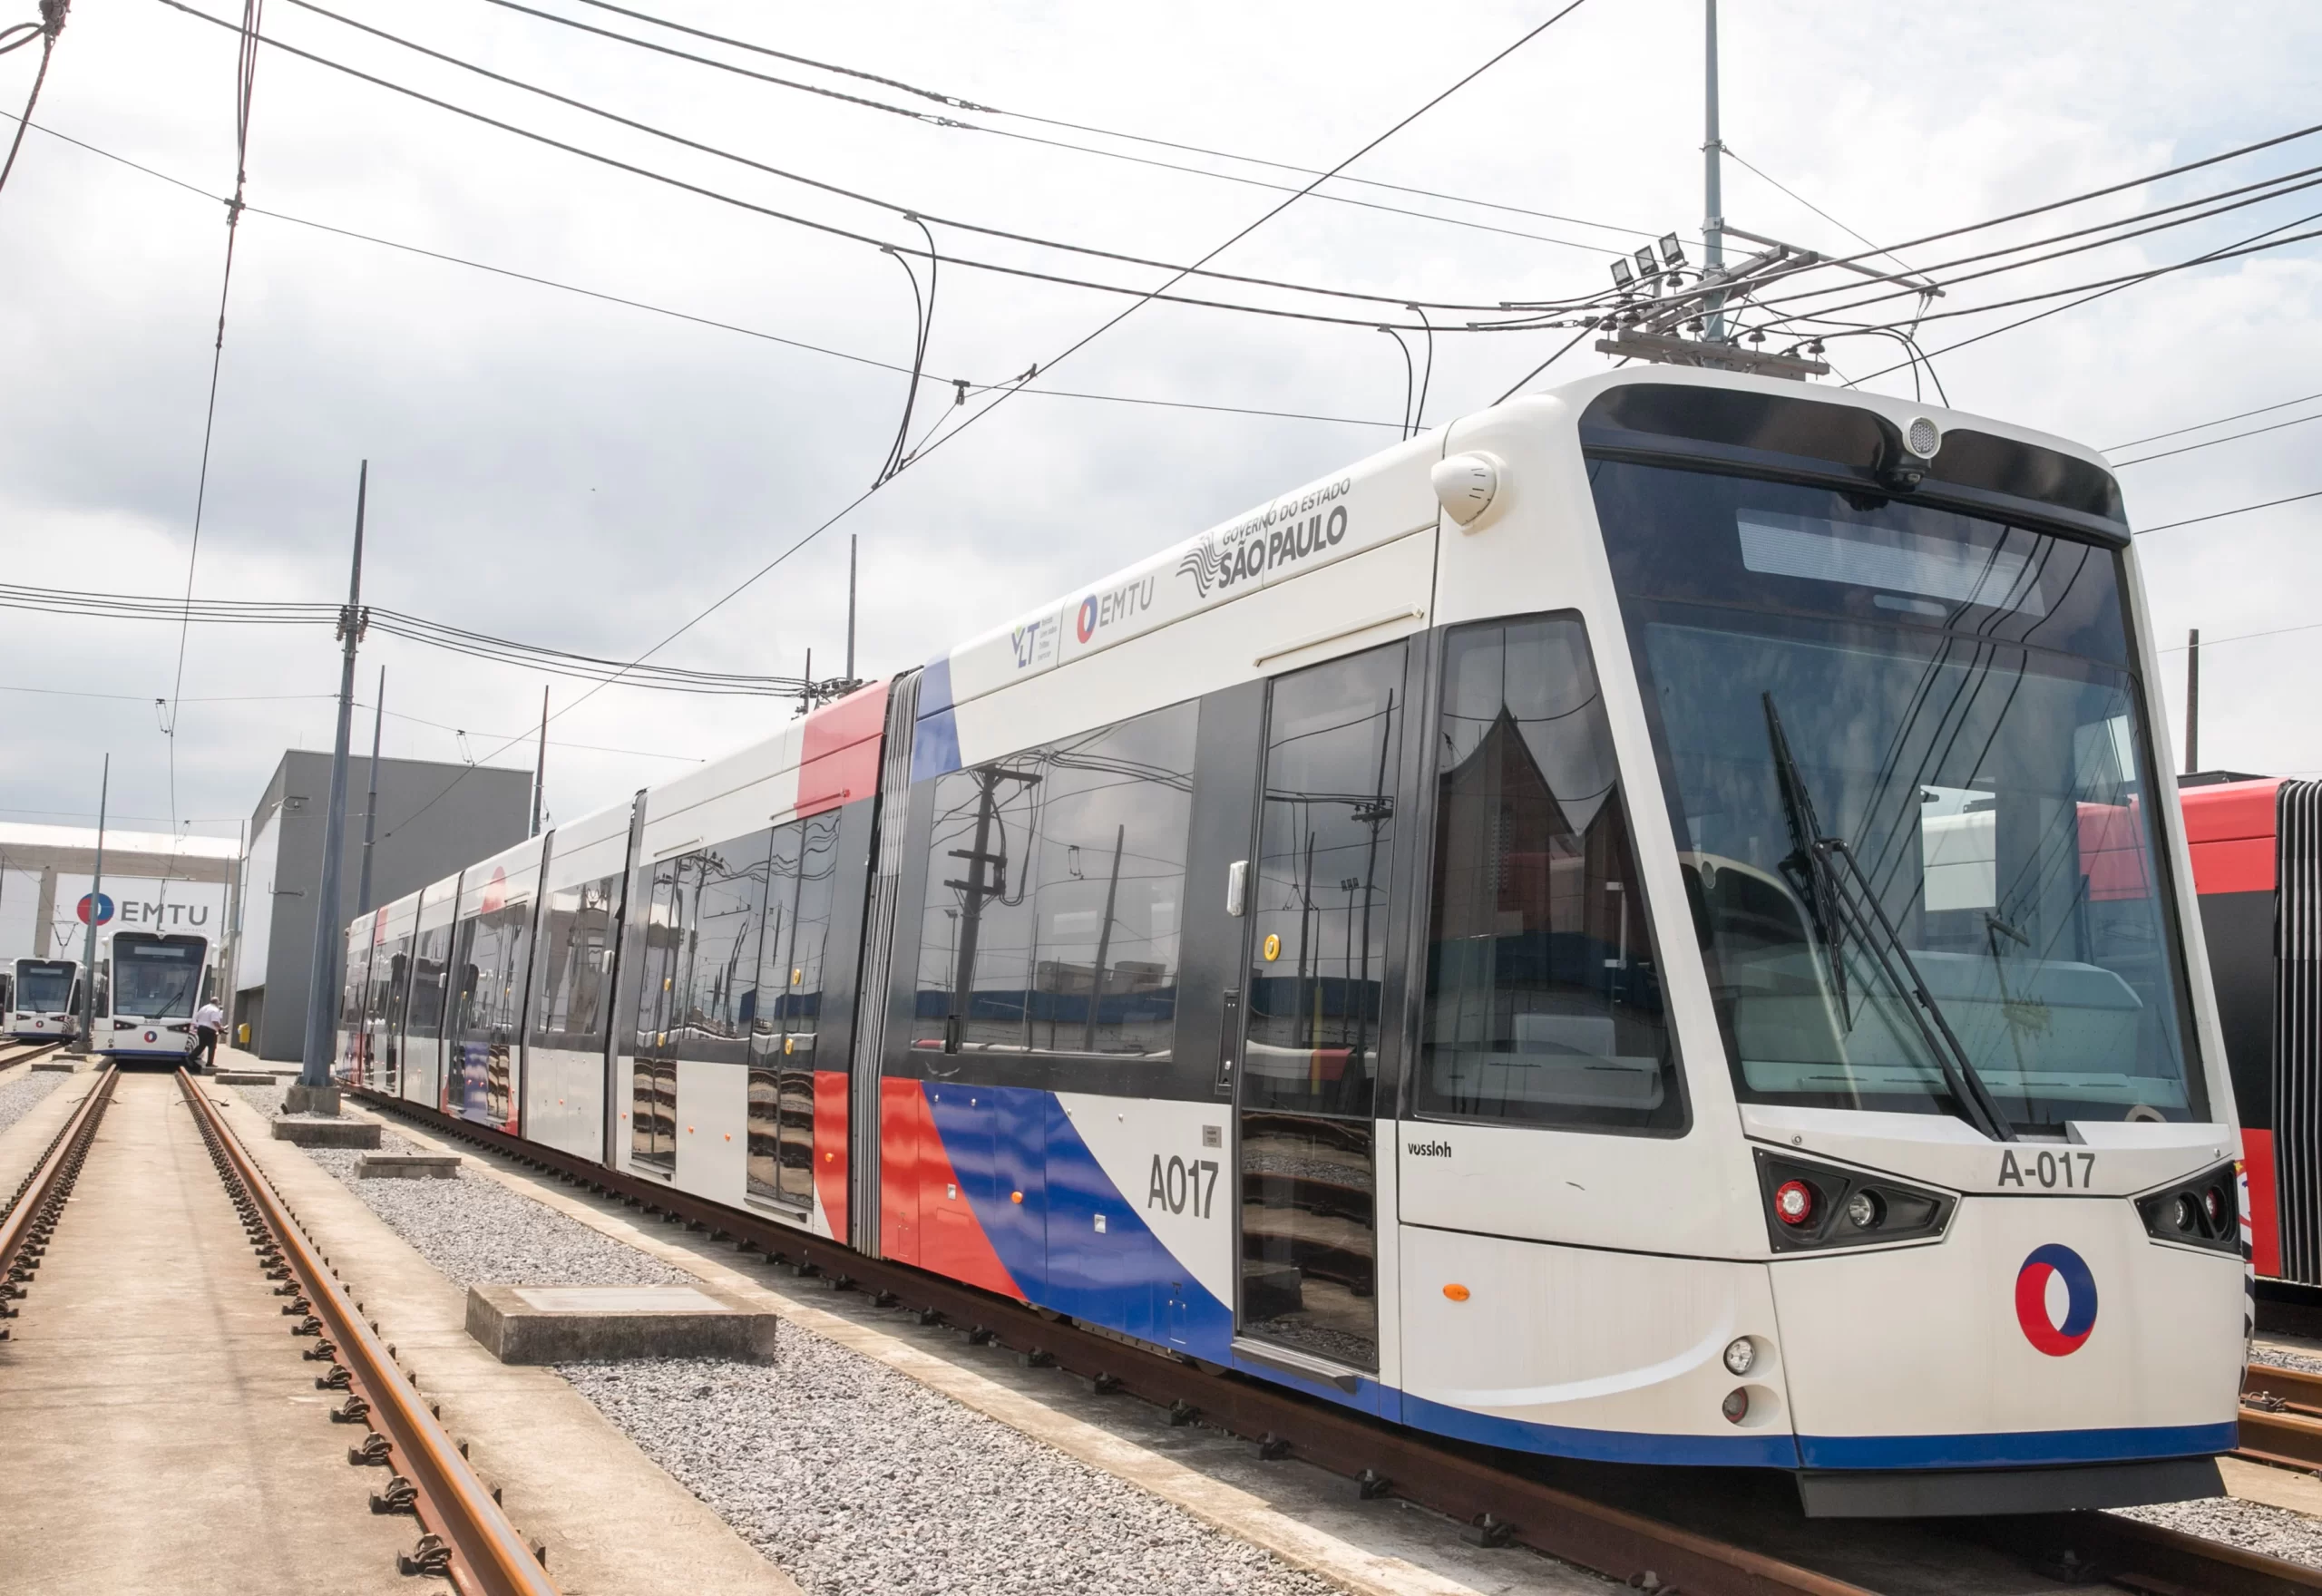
[8, 957, 81, 1044]
[340, 367, 2246, 1516]
[97, 931, 210, 1063]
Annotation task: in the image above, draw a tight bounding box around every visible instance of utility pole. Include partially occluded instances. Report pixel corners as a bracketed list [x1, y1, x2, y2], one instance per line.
[1702, 0, 1727, 342]
[845, 533, 858, 684]
[2185, 628, 2201, 774]
[531, 684, 549, 837]
[296, 461, 368, 1108]
[356, 667, 384, 915]
[72, 754, 108, 1058]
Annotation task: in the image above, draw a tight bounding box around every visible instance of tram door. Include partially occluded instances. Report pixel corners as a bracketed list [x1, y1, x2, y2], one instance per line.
[1233, 643, 1404, 1375]
[631, 854, 697, 1172]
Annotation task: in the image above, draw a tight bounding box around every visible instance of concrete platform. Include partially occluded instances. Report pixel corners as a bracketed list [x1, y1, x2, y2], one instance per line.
[0, 1071, 420, 1593]
[357, 1152, 460, 1179]
[272, 1114, 383, 1149]
[28, 1058, 83, 1073]
[468, 1282, 779, 1364]
[212, 1071, 277, 1085]
[211, 1088, 801, 1595]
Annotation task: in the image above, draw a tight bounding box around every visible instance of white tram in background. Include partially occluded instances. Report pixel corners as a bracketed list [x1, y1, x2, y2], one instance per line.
[340, 368, 2245, 1516]
[8, 957, 82, 1044]
[95, 931, 210, 1063]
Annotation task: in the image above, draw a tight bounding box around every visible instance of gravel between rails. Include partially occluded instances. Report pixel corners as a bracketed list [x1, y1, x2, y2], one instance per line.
[2115, 1495, 2322, 1569]
[245, 1089, 1341, 1596]
[2251, 1343, 2322, 1377]
[0, 1068, 64, 1140]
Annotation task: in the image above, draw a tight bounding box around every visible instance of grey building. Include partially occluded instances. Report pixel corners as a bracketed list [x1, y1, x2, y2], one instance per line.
[236, 751, 532, 1060]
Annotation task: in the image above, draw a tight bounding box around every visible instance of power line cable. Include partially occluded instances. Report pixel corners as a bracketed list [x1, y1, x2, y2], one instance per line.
[166, 0, 262, 834]
[210, 0, 1541, 321]
[2112, 409, 2322, 468]
[379, 0, 1605, 842]
[2136, 488, 2322, 536]
[2, 109, 1409, 433]
[2108, 391, 2322, 453]
[0, 0, 63, 199]
[488, 0, 1672, 251]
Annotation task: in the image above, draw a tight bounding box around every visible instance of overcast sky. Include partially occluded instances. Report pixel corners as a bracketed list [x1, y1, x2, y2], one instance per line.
[1, 0, 2317, 843]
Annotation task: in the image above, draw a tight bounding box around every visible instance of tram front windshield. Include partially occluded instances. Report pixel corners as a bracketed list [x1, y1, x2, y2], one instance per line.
[15, 960, 74, 1012]
[112, 939, 205, 1019]
[1595, 459, 2205, 1132]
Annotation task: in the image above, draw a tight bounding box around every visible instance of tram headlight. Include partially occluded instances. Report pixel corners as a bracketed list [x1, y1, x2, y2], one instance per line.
[1722, 1337, 1757, 1376]
[1845, 1191, 1884, 1231]
[1756, 1151, 1956, 1252]
[2135, 1161, 2241, 1254]
[1906, 416, 1943, 459]
[1721, 1387, 1750, 1425]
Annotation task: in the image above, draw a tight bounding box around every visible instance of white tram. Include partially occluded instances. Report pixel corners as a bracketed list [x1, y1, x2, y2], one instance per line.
[8, 957, 81, 1044]
[96, 931, 210, 1062]
[341, 368, 2244, 1515]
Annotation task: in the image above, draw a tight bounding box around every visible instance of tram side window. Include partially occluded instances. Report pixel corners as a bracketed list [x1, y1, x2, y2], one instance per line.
[456, 901, 533, 1038]
[1414, 616, 1683, 1133]
[531, 875, 621, 1048]
[676, 832, 772, 1065]
[912, 699, 1196, 1063]
[405, 925, 452, 1044]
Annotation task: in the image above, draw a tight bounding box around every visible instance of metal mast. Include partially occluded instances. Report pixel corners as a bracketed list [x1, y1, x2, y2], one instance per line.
[73, 753, 107, 1057]
[297, 461, 367, 1101]
[1703, 0, 1726, 341]
[356, 666, 384, 915]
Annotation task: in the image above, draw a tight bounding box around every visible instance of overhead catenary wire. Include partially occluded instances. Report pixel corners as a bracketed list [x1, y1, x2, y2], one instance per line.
[0, 0, 64, 200]
[2135, 488, 2322, 537]
[165, 0, 263, 833]
[380, 0, 1607, 843]
[481, 0, 1674, 255]
[2108, 390, 2322, 453]
[0, 110, 1409, 433]
[2112, 409, 2322, 468]
[188, 0, 1551, 323]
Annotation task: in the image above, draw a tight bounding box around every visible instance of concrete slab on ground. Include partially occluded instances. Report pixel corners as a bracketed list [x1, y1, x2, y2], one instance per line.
[468, 1281, 779, 1364]
[0, 1072, 421, 1595]
[358, 1152, 460, 1178]
[210, 1086, 802, 1596]
[376, 1108, 1604, 1596]
[274, 1114, 383, 1148]
[0, 1068, 100, 1197]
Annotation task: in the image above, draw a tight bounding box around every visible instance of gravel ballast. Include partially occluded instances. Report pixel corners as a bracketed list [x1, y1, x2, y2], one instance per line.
[2117, 1495, 2322, 1569]
[0, 1068, 64, 1139]
[250, 1093, 1338, 1596]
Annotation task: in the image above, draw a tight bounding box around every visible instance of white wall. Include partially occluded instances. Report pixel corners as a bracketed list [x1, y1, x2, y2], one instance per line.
[239, 812, 281, 988]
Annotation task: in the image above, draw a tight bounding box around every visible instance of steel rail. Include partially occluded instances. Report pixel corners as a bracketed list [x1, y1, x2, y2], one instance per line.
[357, 1090, 1872, 1596]
[181, 1072, 559, 1595]
[2241, 1364, 2322, 1471]
[0, 1064, 117, 1332]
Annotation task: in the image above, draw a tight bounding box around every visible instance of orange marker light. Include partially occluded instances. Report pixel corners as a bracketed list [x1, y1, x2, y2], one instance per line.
[1443, 1283, 1471, 1302]
[1010, 1191, 1025, 1203]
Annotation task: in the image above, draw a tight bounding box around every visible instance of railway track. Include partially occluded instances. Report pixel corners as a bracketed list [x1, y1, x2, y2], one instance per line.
[2240, 1364, 2322, 1475]
[360, 1087, 2322, 1596]
[0, 1066, 556, 1594]
[0, 1038, 64, 1070]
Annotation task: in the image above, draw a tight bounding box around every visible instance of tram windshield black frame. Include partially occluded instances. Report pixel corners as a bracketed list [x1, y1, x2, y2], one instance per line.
[14, 960, 75, 1012]
[1592, 457, 2209, 1132]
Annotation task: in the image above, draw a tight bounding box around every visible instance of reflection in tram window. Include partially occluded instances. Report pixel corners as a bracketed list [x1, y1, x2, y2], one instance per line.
[450, 898, 533, 1126]
[749, 813, 840, 1209]
[629, 855, 697, 1170]
[677, 833, 772, 1066]
[1238, 645, 1402, 1373]
[912, 701, 1195, 1063]
[1416, 616, 1681, 1133]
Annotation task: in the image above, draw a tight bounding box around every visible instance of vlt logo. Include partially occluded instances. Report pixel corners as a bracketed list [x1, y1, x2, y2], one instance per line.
[2015, 1243, 2099, 1356]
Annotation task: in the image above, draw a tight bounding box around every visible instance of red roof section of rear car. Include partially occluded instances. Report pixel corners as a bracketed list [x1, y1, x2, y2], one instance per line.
[2181, 778, 2281, 895]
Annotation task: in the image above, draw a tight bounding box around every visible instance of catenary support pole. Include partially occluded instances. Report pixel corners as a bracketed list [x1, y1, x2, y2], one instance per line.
[845, 533, 857, 684]
[297, 460, 366, 1101]
[356, 666, 384, 915]
[2185, 628, 2200, 774]
[1702, 0, 1726, 342]
[73, 754, 108, 1056]
[531, 684, 548, 837]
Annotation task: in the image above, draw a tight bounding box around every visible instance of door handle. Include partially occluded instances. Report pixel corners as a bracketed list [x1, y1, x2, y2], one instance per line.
[1216, 987, 1242, 1096]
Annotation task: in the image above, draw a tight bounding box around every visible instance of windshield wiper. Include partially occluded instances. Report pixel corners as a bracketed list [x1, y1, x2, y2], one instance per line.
[1762, 695, 2017, 1143]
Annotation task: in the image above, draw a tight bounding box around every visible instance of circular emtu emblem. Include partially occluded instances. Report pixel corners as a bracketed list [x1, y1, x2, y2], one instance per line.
[1076, 595, 1098, 643]
[2015, 1243, 2098, 1356]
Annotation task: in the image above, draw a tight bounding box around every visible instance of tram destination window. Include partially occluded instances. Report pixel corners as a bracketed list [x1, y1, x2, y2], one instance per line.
[1414, 616, 1682, 1133]
[913, 700, 1195, 1064]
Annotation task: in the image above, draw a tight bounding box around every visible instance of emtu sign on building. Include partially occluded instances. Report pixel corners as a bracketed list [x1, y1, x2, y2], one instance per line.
[0, 820, 240, 982]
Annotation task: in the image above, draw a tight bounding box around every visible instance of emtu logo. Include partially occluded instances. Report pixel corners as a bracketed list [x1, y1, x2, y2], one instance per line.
[1076, 594, 1099, 643]
[75, 893, 114, 926]
[2015, 1243, 2099, 1356]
